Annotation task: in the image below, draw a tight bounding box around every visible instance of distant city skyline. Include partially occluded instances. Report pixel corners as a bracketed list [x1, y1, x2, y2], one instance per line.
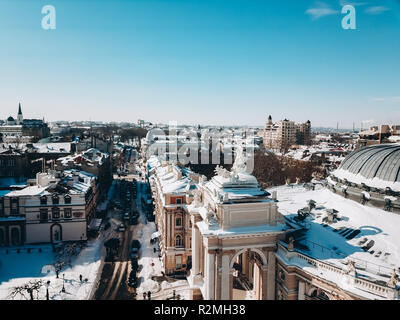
[0, 0, 399, 128]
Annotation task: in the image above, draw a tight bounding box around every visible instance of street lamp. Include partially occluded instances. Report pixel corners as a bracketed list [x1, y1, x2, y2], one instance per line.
[46, 280, 51, 300]
[61, 274, 65, 293]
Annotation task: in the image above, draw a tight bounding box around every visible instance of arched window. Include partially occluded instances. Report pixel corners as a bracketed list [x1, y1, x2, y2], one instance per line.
[52, 194, 59, 205]
[175, 235, 182, 247]
[40, 195, 47, 205]
[64, 194, 71, 204]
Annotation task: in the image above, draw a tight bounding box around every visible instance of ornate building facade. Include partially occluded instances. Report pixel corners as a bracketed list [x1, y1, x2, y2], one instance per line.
[147, 145, 400, 300]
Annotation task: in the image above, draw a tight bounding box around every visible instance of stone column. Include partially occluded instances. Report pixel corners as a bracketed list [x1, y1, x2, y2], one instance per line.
[242, 250, 249, 277]
[248, 258, 253, 283]
[205, 250, 215, 300]
[266, 251, 276, 300]
[261, 265, 269, 300]
[298, 281, 305, 300]
[191, 225, 201, 274]
[220, 254, 231, 300]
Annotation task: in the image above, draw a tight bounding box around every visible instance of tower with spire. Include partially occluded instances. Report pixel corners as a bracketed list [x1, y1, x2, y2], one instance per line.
[17, 103, 23, 125]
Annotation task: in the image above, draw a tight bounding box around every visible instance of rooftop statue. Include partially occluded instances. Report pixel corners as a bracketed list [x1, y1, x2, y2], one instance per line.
[387, 268, 399, 289]
[231, 147, 247, 175]
[346, 260, 356, 276]
[192, 189, 202, 207]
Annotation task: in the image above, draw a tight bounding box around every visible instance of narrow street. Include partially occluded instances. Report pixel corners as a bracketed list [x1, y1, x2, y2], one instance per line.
[92, 149, 191, 300]
[93, 149, 141, 300]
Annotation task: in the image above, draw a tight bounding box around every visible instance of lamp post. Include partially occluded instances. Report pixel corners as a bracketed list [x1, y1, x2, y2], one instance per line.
[46, 280, 51, 300]
[61, 274, 65, 293]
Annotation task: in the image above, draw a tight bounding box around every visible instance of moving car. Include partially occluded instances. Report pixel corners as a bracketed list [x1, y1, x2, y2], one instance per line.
[118, 223, 126, 232]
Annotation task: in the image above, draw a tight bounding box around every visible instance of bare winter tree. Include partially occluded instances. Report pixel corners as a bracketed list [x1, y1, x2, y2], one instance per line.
[8, 280, 44, 300]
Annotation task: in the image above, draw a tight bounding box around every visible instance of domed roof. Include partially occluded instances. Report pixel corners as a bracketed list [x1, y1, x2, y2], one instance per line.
[332, 143, 400, 190]
[7, 116, 15, 121]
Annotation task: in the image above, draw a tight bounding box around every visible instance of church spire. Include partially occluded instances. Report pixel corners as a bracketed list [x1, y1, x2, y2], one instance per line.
[17, 102, 23, 124]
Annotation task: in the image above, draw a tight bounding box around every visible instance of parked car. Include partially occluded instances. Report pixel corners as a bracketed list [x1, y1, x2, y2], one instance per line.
[124, 212, 130, 220]
[118, 223, 126, 232]
[131, 239, 141, 249]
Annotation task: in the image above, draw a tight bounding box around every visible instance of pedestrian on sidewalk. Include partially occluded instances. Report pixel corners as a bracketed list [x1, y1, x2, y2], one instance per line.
[143, 292, 147, 300]
[79, 274, 83, 283]
[147, 291, 151, 300]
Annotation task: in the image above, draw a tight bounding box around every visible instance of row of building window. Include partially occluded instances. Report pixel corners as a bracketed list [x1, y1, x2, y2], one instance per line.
[40, 194, 71, 205]
[39, 208, 73, 222]
[0, 159, 16, 167]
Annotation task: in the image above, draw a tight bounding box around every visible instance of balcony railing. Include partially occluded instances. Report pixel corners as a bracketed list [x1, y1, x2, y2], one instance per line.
[277, 242, 398, 299]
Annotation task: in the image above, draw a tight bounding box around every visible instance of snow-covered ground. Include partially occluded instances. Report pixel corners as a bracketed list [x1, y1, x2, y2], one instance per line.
[136, 220, 164, 295]
[0, 235, 105, 300]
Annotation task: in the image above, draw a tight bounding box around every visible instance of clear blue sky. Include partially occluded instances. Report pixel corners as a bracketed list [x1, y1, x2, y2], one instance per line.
[0, 0, 399, 128]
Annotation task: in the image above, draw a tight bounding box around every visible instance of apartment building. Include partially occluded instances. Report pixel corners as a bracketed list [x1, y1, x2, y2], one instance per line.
[263, 115, 311, 151]
[0, 169, 99, 246]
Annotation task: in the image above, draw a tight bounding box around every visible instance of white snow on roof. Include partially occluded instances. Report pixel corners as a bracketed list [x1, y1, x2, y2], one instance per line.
[197, 220, 287, 237]
[6, 185, 48, 197]
[32, 143, 71, 153]
[271, 184, 400, 277]
[332, 168, 400, 192]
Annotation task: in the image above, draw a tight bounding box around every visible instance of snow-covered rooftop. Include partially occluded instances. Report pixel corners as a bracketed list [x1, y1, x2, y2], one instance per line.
[271, 184, 400, 280]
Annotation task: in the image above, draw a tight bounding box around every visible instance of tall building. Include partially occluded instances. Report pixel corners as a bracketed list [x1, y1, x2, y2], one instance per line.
[296, 120, 311, 145]
[263, 116, 296, 151]
[149, 159, 199, 275]
[263, 115, 311, 151]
